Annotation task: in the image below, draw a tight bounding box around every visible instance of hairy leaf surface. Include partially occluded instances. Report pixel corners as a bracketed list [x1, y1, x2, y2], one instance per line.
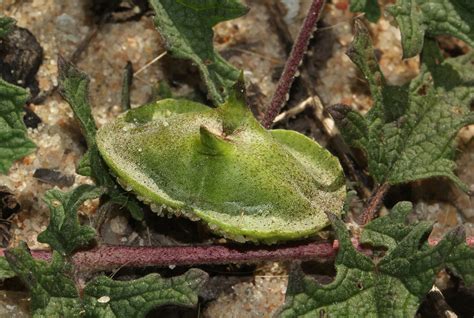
[278, 202, 474, 317]
[0, 79, 36, 174]
[97, 81, 346, 243]
[4, 242, 82, 318]
[37, 185, 103, 255]
[350, 0, 381, 22]
[388, 0, 474, 57]
[5, 243, 207, 317]
[0, 256, 15, 280]
[337, 21, 474, 191]
[149, 0, 248, 104]
[83, 269, 208, 318]
[58, 58, 143, 220]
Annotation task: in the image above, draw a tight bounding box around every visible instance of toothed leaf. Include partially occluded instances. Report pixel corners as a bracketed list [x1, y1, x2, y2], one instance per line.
[278, 203, 474, 317]
[83, 268, 208, 317]
[58, 58, 144, 220]
[37, 185, 103, 256]
[0, 79, 36, 174]
[388, 0, 474, 58]
[4, 242, 82, 317]
[338, 22, 474, 191]
[149, 0, 248, 104]
[0, 256, 15, 280]
[350, 0, 381, 22]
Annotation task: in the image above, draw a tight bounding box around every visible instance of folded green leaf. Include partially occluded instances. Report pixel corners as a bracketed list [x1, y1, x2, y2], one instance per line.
[349, 0, 381, 22]
[338, 21, 474, 191]
[4, 242, 82, 317]
[96, 82, 346, 243]
[278, 202, 474, 317]
[388, 0, 474, 58]
[58, 57, 144, 220]
[37, 185, 103, 256]
[0, 78, 36, 174]
[83, 269, 208, 318]
[0, 16, 15, 38]
[149, 0, 248, 105]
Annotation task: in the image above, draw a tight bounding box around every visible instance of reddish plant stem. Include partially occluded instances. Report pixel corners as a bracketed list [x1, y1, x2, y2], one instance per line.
[2, 237, 473, 273]
[361, 183, 391, 225]
[261, 0, 326, 128]
[0, 242, 335, 272]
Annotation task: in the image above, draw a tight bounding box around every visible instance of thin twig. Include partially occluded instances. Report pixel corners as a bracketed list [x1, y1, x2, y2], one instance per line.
[133, 51, 167, 76]
[121, 61, 134, 110]
[361, 183, 391, 225]
[261, 0, 326, 128]
[272, 97, 312, 123]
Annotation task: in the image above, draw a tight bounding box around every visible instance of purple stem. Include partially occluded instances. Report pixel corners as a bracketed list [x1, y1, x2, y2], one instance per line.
[3, 237, 473, 272]
[262, 0, 326, 128]
[0, 242, 335, 272]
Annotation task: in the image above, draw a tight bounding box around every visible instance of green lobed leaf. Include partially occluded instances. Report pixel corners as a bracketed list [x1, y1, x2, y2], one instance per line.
[278, 202, 474, 317]
[83, 269, 208, 318]
[37, 185, 103, 256]
[339, 21, 474, 191]
[0, 16, 15, 38]
[0, 256, 15, 280]
[6, 242, 208, 317]
[4, 242, 82, 317]
[149, 0, 248, 105]
[388, 0, 474, 58]
[0, 78, 36, 174]
[58, 57, 144, 220]
[350, 0, 381, 22]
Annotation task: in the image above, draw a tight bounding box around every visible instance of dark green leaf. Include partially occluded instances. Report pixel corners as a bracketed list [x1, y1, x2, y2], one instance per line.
[4, 242, 82, 317]
[5, 243, 208, 317]
[57, 57, 97, 147]
[350, 0, 381, 22]
[37, 185, 103, 255]
[0, 16, 15, 38]
[58, 57, 144, 220]
[0, 256, 15, 280]
[339, 21, 474, 191]
[388, 0, 474, 58]
[0, 78, 36, 174]
[76, 150, 92, 176]
[149, 0, 248, 104]
[278, 203, 474, 317]
[83, 268, 208, 318]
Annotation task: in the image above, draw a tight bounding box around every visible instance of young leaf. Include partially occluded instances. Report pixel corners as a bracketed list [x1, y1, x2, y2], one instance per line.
[278, 202, 474, 317]
[350, 0, 381, 22]
[149, 0, 248, 105]
[37, 185, 103, 256]
[0, 16, 15, 38]
[0, 78, 36, 174]
[58, 57, 144, 220]
[0, 256, 15, 280]
[4, 242, 82, 317]
[83, 269, 208, 317]
[337, 21, 474, 191]
[388, 0, 474, 58]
